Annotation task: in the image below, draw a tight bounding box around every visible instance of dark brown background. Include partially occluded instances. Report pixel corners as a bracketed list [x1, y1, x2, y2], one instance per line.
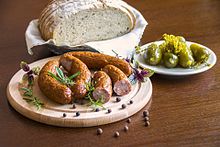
[1, 0, 220, 146]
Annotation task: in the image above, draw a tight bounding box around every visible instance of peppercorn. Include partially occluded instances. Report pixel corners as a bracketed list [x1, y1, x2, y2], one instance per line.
[63, 113, 66, 117]
[76, 111, 80, 117]
[144, 117, 149, 122]
[107, 109, 112, 113]
[97, 128, 103, 135]
[72, 104, 76, 109]
[124, 125, 129, 132]
[121, 104, 126, 109]
[116, 97, 121, 102]
[114, 131, 120, 138]
[127, 118, 131, 123]
[143, 110, 149, 117]
[95, 108, 100, 112]
[145, 121, 150, 127]
[129, 100, 133, 104]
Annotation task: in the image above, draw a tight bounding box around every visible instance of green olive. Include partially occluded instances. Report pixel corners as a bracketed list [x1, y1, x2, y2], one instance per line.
[179, 49, 194, 68]
[190, 44, 209, 63]
[163, 52, 179, 68]
[144, 43, 162, 65]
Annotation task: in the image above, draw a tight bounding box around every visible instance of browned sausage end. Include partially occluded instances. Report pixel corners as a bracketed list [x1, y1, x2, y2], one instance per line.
[92, 71, 112, 103]
[102, 65, 132, 96]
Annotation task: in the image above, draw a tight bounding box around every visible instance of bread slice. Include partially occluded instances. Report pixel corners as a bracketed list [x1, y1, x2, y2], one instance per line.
[38, 0, 135, 46]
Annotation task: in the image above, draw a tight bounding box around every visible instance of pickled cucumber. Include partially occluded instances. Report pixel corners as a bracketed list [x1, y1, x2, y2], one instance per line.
[144, 43, 162, 65]
[179, 49, 195, 68]
[143, 34, 209, 69]
[163, 52, 179, 68]
[190, 44, 209, 63]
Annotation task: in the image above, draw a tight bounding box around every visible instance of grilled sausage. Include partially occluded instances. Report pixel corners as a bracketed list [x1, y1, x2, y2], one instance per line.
[62, 51, 132, 76]
[102, 65, 132, 96]
[38, 60, 72, 104]
[60, 54, 91, 99]
[92, 71, 112, 103]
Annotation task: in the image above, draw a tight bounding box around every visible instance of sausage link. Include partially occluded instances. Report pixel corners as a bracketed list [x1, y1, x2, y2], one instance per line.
[92, 71, 112, 103]
[62, 51, 132, 76]
[102, 65, 132, 96]
[38, 60, 72, 104]
[59, 54, 91, 99]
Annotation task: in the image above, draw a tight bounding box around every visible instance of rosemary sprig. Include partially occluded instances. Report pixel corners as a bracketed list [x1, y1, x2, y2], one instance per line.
[23, 97, 44, 110]
[85, 81, 95, 93]
[112, 50, 122, 58]
[20, 87, 33, 97]
[48, 67, 80, 87]
[85, 82, 105, 110]
[20, 87, 44, 110]
[19, 61, 44, 110]
[86, 94, 105, 110]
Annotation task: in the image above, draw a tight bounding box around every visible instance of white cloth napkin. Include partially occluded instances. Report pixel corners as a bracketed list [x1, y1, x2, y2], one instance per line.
[25, 6, 147, 58]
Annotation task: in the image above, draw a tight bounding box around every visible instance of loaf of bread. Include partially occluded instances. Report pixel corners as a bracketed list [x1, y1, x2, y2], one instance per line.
[38, 0, 135, 46]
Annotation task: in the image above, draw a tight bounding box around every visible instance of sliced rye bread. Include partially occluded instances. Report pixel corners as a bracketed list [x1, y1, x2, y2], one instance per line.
[38, 0, 135, 46]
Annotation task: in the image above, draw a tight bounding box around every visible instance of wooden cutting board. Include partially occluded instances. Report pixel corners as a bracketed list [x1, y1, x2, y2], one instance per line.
[6, 56, 152, 127]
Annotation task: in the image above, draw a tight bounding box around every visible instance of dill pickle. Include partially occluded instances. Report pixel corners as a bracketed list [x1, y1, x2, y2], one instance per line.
[179, 49, 195, 68]
[144, 43, 162, 65]
[163, 52, 179, 68]
[190, 44, 209, 63]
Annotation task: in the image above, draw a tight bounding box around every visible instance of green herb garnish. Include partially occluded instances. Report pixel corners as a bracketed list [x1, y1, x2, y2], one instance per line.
[85, 82, 105, 110]
[20, 87, 44, 110]
[112, 50, 122, 58]
[32, 66, 41, 75]
[135, 46, 146, 54]
[159, 34, 187, 55]
[111, 50, 155, 84]
[48, 67, 80, 87]
[19, 61, 43, 110]
[20, 87, 33, 97]
[128, 60, 154, 85]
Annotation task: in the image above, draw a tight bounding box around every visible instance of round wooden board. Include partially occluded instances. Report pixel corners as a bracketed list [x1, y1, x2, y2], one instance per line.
[7, 56, 152, 127]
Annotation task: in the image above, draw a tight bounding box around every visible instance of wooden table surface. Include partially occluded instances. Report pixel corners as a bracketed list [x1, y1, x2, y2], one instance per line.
[1, 0, 220, 146]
